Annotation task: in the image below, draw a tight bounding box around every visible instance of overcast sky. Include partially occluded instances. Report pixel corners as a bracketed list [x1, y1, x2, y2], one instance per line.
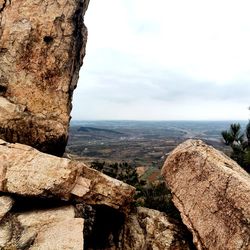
[72, 0, 250, 121]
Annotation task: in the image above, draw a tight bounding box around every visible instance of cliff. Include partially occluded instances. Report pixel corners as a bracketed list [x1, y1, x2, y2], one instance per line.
[0, 0, 89, 156]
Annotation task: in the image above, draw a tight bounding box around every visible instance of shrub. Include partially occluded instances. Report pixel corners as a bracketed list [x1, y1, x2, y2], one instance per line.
[90, 161, 180, 219]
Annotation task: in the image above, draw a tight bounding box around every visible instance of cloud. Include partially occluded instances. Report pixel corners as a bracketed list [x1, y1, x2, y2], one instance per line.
[72, 0, 250, 120]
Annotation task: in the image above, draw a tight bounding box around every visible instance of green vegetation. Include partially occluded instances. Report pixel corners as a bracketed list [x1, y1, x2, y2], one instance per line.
[90, 161, 181, 219]
[221, 122, 250, 173]
[91, 161, 142, 186]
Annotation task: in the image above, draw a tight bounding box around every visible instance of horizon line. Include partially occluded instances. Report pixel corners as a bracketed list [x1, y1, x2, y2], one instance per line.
[71, 119, 248, 122]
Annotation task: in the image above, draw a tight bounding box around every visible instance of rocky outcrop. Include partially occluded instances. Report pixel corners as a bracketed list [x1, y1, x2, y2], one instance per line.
[0, 139, 135, 210]
[0, 205, 84, 249]
[0, 139, 137, 249]
[4, 0, 250, 249]
[0, 195, 13, 220]
[0, 0, 90, 156]
[122, 207, 191, 250]
[162, 139, 250, 250]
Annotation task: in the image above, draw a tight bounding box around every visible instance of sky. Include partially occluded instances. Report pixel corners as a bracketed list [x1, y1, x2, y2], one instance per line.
[71, 0, 250, 121]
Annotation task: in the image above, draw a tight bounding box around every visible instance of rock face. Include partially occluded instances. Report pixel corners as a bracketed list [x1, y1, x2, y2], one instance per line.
[0, 205, 84, 249]
[0, 0, 90, 156]
[0, 195, 13, 220]
[122, 207, 191, 250]
[162, 139, 250, 250]
[0, 139, 135, 210]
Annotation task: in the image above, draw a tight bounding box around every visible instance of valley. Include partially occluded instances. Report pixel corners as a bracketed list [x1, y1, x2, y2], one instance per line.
[66, 120, 243, 170]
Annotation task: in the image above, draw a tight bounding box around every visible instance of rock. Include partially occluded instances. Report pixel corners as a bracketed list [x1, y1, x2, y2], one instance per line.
[162, 139, 250, 250]
[30, 218, 84, 250]
[74, 167, 136, 210]
[0, 217, 12, 248]
[0, 196, 13, 221]
[0, 139, 135, 209]
[0, 205, 84, 249]
[122, 207, 191, 250]
[0, 139, 81, 199]
[17, 206, 83, 249]
[17, 206, 75, 233]
[136, 166, 148, 178]
[0, 0, 90, 156]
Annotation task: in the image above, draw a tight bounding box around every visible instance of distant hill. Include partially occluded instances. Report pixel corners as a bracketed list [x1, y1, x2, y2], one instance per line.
[68, 121, 232, 168]
[77, 126, 123, 135]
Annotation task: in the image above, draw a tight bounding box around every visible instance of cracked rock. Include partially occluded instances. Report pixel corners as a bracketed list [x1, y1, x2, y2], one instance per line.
[122, 207, 191, 250]
[0, 0, 90, 156]
[0, 139, 135, 210]
[0, 206, 84, 249]
[162, 139, 250, 250]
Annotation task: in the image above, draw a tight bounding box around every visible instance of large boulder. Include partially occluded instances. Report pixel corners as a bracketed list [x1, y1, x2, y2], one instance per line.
[0, 205, 84, 249]
[0, 0, 89, 156]
[122, 207, 191, 250]
[162, 139, 250, 250]
[0, 139, 137, 249]
[0, 139, 135, 210]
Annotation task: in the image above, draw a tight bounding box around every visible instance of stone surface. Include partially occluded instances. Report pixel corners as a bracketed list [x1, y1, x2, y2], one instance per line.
[0, 217, 12, 248]
[162, 139, 250, 250]
[30, 218, 84, 250]
[0, 0, 90, 156]
[0, 195, 13, 221]
[0, 139, 135, 209]
[0, 206, 84, 249]
[122, 207, 191, 250]
[0, 139, 81, 199]
[74, 166, 136, 210]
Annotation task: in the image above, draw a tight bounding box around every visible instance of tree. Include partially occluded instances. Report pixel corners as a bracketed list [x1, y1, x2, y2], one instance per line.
[222, 121, 250, 173]
[221, 130, 234, 145]
[246, 121, 250, 146]
[221, 123, 244, 145]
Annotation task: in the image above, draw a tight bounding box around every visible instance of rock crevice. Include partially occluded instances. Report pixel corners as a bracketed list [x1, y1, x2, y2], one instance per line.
[0, 0, 7, 13]
[0, 139, 136, 210]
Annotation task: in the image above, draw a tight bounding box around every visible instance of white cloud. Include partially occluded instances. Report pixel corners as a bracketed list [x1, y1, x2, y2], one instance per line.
[72, 0, 250, 120]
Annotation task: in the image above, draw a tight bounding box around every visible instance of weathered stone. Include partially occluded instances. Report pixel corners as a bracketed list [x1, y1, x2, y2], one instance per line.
[162, 139, 250, 250]
[0, 206, 84, 249]
[122, 207, 191, 250]
[0, 139, 135, 209]
[74, 167, 136, 210]
[0, 0, 90, 156]
[0, 219, 12, 248]
[0, 139, 81, 199]
[17, 205, 75, 229]
[30, 218, 84, 250]
[17, 206, 83, 249]
[0, 195, 13, 221]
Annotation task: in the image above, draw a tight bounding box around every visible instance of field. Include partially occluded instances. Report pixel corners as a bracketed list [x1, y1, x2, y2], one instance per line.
[66, 120, 246, 171]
